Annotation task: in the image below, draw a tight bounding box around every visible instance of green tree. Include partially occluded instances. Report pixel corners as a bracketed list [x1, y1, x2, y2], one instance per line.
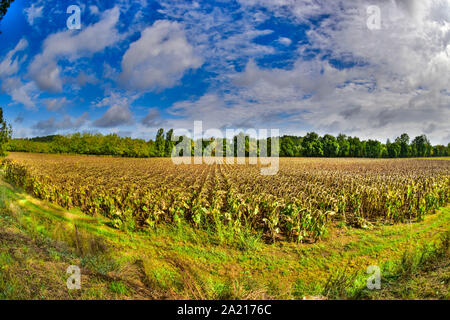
[5, 126, 447, 160]
[0, 107, 12, 155]
[411, 134, 431, 157]
[433, 145, 448, 157]
[302, 132, 323, 157]
[321, 134, 339, 157]
[337, 134, 350, 157]
[348, 136, 363, 157]
[280, 136, 295, 157]
[147, 140, 158, 157]
[381, 144, 388, 158]
[365, 139, 382, 158]
[165, 129, 174, 157]
[386, 139, 401, 158]
[395, 133, 411, 157]
[155, 128, 165, 157]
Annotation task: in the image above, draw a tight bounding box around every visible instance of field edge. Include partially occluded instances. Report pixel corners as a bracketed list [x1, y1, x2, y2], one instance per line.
[0, 178, 449, 300]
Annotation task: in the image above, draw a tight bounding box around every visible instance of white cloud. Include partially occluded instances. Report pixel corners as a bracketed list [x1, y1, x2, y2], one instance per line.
[28, 7, 121, 92]
[42, 97, 68, 112]
[238, 0, 330, 23]
[160, 0, 449, 144]
[94, 105, 133, 128]
[141, 108, 164, 127]
[24, 4, 44, 26]
[158, 1, 275, 80]
[278, 37, 292, 46]
[92, 90, 140, 109]
[102, 62, 119, 80]
[119, 20, 203, 91]
[7, 0, 449, 143]
[32, 113, 90, 135]
[2, 77, 38, 110]
[0, 39, 37, 109]
[74, 71, 98, 86]
[0, 38, 28, 77]
[89, 5, 100, 15]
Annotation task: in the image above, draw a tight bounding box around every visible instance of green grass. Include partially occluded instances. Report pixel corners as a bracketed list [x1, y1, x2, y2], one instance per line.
[109, 281, 129, 295]
[355, 231, 449, 299]
[0, 178, 449, 299]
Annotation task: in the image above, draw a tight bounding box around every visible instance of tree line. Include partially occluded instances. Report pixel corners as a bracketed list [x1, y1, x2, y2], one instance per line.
[279, 132, 449, 158]
[6, 129, 450, 158]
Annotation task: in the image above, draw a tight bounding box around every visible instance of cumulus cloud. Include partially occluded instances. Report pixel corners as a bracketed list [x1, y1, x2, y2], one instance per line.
[4, 0, 448, 143]
[141, 108, 164, 127]
[74, 72, 98, 86]
[119, 20, 203, 91]
[42, 97, 68, 112]
[0, 39, 37, 109]
[92, 91, 137, 109]
[166, 93, 278, 130]
[160, 0, 449, 144]
[32, 113, 89, 135]
[28, 7, 121, 92]
[1, 77, 38, 109]
[94, 105, 133, 128]
[298, 0, 450, 142]
[158, 1, 275, 79]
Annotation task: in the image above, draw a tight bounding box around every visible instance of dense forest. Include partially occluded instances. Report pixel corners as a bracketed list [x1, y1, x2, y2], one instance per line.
[6, 129, 450, 158]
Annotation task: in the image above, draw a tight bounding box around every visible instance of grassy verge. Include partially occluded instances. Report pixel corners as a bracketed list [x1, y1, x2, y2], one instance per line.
[360, 232, 449, 299]
[0, 179, 448, 300]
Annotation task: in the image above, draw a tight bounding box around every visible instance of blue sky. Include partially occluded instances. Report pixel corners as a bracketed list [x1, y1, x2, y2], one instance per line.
[0, 0, 449, 143]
